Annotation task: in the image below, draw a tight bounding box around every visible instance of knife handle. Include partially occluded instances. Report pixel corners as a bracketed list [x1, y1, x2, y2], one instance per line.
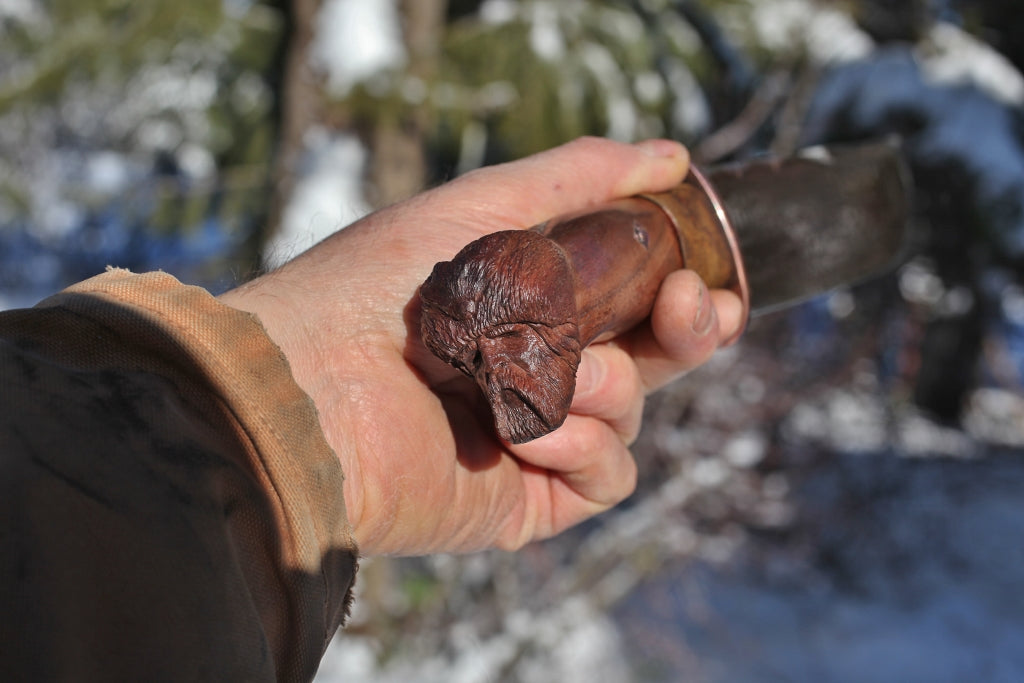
[419, 169, 749, 443]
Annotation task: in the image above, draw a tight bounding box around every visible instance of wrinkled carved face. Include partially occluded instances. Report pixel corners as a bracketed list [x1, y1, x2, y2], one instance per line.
[420, 230, 582, 443]
[464, 320, 578, 443]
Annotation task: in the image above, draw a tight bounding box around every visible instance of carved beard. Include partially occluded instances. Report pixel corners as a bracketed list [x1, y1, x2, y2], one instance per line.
[420, 230, 583, 442]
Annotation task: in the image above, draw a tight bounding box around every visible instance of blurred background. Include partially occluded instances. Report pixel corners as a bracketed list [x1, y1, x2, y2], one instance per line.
[4, 0, 1024, 680]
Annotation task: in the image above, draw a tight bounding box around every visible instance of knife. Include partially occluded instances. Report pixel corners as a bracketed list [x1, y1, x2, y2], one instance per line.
[419, 142, 911, 443]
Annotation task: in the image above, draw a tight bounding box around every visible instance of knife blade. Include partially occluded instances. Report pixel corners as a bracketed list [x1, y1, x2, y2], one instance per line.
[419, 142, 912, 443]
[702, 142, 911, 314]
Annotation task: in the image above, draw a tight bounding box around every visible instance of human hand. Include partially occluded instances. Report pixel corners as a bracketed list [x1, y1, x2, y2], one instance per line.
[220, 137, 743, 556]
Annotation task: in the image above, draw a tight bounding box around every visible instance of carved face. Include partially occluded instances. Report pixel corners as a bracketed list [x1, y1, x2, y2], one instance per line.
[420, 230, 582, 442]
[470, 320, 579, 443]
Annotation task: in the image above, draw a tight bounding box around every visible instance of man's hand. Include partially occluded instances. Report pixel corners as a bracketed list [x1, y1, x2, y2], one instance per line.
[220, 137, 743, 556]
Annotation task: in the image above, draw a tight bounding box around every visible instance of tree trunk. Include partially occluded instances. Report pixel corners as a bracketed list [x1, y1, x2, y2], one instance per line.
[368, 0, 448, 207]
[251, 0, 324, 270]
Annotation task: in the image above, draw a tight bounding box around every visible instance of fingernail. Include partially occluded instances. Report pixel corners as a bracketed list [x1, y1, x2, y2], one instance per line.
[691, 280, 715, 335]
[574, 349, 604, 399]
[634, 139, 687, 160]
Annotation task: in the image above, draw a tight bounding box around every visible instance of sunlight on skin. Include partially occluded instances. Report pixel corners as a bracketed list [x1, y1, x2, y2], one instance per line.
[221, 137, 742, 556]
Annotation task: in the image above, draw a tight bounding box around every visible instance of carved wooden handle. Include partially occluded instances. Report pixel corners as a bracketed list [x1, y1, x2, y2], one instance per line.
[419, 170, 747, 443]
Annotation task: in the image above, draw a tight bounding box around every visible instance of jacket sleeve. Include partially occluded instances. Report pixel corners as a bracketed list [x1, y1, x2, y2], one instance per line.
[0, 268, 358, 682]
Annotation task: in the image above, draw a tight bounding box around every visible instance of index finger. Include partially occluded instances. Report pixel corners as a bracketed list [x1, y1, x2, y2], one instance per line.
[430, 137, 690, 231]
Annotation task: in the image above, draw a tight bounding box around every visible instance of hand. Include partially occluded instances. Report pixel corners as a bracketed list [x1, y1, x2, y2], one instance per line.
[220, 137, 743, 556]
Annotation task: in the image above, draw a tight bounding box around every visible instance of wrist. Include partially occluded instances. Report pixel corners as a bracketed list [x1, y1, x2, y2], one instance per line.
[219, 274, 371, 545]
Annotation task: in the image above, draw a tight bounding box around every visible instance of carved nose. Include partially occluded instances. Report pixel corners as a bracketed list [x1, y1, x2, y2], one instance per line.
[473, 337, 507, 379]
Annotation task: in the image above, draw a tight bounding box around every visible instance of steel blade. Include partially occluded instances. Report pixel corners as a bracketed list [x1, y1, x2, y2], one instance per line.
[706, 142, 912, 313]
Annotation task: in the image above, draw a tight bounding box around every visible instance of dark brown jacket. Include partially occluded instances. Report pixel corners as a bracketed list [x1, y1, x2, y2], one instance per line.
[0, 269, 358, 681]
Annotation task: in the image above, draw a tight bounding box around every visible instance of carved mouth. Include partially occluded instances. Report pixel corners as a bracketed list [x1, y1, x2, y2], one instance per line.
[491, 387, 553, 443]
[478, 365, 569, 443]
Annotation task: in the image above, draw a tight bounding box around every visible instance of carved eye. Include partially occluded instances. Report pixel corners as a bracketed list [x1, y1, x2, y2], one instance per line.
[457, 342, 481, 374]
[486, 324, 518, 339]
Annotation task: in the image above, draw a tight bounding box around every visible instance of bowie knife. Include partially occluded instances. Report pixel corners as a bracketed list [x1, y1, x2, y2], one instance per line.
[419, 142, 911, 443]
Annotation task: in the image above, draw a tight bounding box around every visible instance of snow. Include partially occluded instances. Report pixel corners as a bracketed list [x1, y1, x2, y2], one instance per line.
[266, 129, 370, 268]
[479, 0, 518, 26]
[921, 22, 1024, 106]
[313, 0, 406, 96]
[613, 454, 1024, 682]
[527, 1, 566, 61]
[84, 152, 130, 195]
[804, 48, 1024, 259]
[313, 637, 381, 680]
[723, 430, 767, 469]
[0, 0, 44, 28]
[316, 599, 629, 683]
[740, 0, 875, 64]
[580, 42, 637, 141]
[176, 142, 216, 181]
[665, 60, 711, 137]
[964, 389, 1024, 448]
